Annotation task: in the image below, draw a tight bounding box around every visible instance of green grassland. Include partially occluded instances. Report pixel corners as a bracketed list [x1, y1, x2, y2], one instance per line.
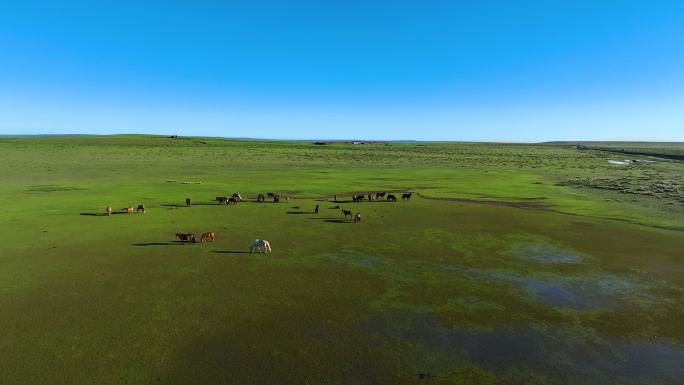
[0, 135, 682, 385]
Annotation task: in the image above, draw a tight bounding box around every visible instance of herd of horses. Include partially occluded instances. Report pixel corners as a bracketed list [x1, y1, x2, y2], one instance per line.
[351, 192, 411, 202]
[104, 191, 412, 251]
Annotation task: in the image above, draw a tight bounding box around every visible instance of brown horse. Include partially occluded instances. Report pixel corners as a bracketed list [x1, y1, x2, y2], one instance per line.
[315, 204, 320, 214]
[376, 192, 386, 200]
[136, 204, 145, 213]
[342, 209, 353, 218]
[185, 198, 192, 207]
[123, 206, 134, 214]
[201, 232, 215, 243]
[175, 233, 196, 243]
[105, 206, 112, 216]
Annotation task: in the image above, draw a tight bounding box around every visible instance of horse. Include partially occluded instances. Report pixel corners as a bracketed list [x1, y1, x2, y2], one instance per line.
[105, 206, 112, 216]
[376, 192, 386, 200]
[315, 204, 320, 214]
[387, 194, 397, 202]
[175, 233, 196, 243]
[353, 194, 364, 203]
[354, 212, 362, 222]
[250, 239, 272, 253]
[216, 196, 228, 204]
[367, 194, 374, 202]
[228, 197, 238, 205]
[257, 194, 265, 202]
[342, 209, 353, 218]
[185, 198, 192, 207]
[285, 195, 290, 202]
[123, 206, 134, 214]
[267, 193, 275, 198]
[136, 204, 145, 213]
[232, 193, 242, 201]
[402, 193, 412, 200]
[200, 232, 215, 243]
[273, 194, 280, 203]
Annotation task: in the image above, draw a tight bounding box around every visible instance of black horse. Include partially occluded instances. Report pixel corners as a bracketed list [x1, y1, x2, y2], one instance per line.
[387, 194, 397, 202]
[402, 193, 412, 200]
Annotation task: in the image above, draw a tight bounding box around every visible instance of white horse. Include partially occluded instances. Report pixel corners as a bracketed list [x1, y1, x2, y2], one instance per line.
[250, 239, 272, 253]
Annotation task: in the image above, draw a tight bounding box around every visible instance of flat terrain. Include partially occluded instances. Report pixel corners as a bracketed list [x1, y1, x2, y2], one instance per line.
[0, 136, 682, 385]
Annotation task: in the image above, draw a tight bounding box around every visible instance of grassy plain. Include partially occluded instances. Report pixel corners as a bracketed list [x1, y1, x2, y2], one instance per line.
[0, 135, 682, 385]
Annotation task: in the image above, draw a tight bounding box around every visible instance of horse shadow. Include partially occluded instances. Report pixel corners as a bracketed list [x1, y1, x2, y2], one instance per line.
[324, 219, 355, 224]
[211, 250, 252, 254]
[286, 211, 307, 214]
[80, 212, 125, 216]
[131, 242, 178, 246]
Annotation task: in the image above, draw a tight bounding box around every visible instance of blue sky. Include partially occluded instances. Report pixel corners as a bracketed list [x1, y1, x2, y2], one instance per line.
[1, 0, 683, 141]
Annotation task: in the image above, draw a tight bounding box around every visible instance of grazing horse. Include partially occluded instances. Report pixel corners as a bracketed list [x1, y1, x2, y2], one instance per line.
[216, 196, 228, 204]
[200, 232, 215, 243]
[232, 193, 242, 201]
[387, 194, 397, 202]
[367, 194, 374, 202]
[136, 204, 145, 213]
[185, 198, 192, 207]
[402, 193, 412, 200]
[354, 212, 362, 222]
[123, 206, 134, 214]
[257, 194, 265, 202]
[250, 239, 272, 253]
[175, 233, 196, 243]
[228, 197, 237, 205]
[315, 204, 320, 214]
[105, 206, 112, 216]
[376, 192, 386, 200]
[267, 193, 275, 198]
[273, 194, 280, 203]
[353, 194, 364, 203]
[342, 209, 353, 218]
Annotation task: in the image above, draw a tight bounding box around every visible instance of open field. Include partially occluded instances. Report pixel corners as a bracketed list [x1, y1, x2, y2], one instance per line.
[0, 135, 683, 385]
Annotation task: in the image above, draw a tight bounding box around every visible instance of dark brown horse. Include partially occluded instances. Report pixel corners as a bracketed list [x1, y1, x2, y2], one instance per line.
[376, 192, 386, 200]
[273, 194, 280, 203]
[175, 233, 196, 243]
[185, 198, 192, 207]
[315, 204, 320, 214]
[342, 209, 353, 218]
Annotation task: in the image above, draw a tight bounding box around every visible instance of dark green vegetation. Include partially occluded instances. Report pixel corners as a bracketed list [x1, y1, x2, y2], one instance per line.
[1, 136, 683, 385]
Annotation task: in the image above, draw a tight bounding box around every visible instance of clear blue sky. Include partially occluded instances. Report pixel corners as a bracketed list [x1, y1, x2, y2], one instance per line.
[1, 0, 683, 141]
